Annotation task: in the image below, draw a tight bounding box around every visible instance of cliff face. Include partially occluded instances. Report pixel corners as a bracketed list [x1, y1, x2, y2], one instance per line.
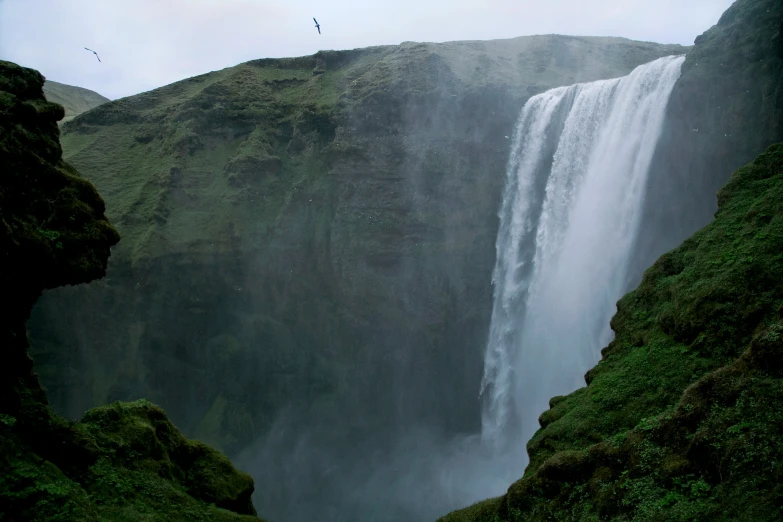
[27, 36, 686, 463]
[0, 60, 259, 521]
[42, 80, 110, 123]
[0, 60, 119, 424]
[631, 0, 783, 282]
[441, 141, 783, 522]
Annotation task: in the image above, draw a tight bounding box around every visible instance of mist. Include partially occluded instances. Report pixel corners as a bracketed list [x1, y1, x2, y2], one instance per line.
[239, 409, 521, 520]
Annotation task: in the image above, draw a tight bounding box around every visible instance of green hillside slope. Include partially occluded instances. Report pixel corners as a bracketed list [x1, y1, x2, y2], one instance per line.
[43, 80, 110, 123]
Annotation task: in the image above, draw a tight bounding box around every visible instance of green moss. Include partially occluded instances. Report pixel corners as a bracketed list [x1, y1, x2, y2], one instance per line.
[79, 400, 257, 516]
[0, 428, 99, 522]
[1, 398, 263, 521]
[442, 143, 783, 521]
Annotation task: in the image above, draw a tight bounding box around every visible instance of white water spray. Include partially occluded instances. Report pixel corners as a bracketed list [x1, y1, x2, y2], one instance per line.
[481, 55, 685, 451]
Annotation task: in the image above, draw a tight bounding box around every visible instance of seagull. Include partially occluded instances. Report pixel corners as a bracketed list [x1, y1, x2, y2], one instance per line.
[84, 47, 101, 62]
[313, 17, 321, 34]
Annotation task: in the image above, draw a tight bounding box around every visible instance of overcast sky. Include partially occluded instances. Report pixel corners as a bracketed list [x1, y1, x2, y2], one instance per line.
[0, 0, 734, 100]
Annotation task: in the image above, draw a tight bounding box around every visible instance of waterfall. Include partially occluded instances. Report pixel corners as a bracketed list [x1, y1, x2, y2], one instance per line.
[481, 55, 685, 450]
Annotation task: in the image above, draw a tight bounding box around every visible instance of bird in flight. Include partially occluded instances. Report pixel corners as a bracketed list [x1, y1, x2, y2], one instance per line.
[313, 17, 321, 34]
[84, 47, 101, 62]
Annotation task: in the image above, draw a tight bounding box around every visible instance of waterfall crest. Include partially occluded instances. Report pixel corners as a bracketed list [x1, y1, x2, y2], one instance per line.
[481, 55, 685, 450]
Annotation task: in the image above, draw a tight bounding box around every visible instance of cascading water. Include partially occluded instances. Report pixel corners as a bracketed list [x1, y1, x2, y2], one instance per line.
[481, 55, 685, 452]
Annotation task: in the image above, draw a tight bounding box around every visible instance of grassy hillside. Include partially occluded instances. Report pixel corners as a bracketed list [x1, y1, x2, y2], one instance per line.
[0, 60, 261, 522]
[441, 141, 783, 521]
[43, 80, 110, 123]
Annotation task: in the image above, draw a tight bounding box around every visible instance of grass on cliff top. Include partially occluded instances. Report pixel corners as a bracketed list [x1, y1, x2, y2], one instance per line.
[59, 58, 349, 265]
[441, 143, 783, 521]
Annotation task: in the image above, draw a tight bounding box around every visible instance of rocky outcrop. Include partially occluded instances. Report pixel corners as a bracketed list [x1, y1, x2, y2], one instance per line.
[0, 59, 119, 436]
[80, 400, 257, 516]
[0, 60, 259, 521]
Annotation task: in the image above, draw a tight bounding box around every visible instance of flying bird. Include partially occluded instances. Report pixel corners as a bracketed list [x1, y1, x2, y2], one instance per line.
[313, 17, 321, 34]
[84, 47, 101, 62]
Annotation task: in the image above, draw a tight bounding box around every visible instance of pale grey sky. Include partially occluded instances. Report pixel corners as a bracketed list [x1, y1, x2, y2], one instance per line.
[0, 0, 734, 100]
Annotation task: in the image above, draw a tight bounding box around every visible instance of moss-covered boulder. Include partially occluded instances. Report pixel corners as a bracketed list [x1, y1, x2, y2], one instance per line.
[1, 401, 260, 522]
[440, 142, 783, 520]
[81, 400, 257, 515]
[0, 60, 261, 521]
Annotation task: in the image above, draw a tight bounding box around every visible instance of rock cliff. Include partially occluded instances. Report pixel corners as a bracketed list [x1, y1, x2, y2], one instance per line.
[632, 0, 783, 281]
[0, 60, 260, 522]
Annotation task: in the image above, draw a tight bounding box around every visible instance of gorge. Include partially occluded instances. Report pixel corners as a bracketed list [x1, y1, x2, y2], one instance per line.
[28, 33, 687, 522]
[3, 0, 782, 520]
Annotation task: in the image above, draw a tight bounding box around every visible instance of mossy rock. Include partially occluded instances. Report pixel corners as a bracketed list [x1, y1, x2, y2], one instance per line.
[0, 60, 120, 315]
[81, 399, 257, 516]
[1, 397, 263, 521]
[0, 422, 99, 522]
